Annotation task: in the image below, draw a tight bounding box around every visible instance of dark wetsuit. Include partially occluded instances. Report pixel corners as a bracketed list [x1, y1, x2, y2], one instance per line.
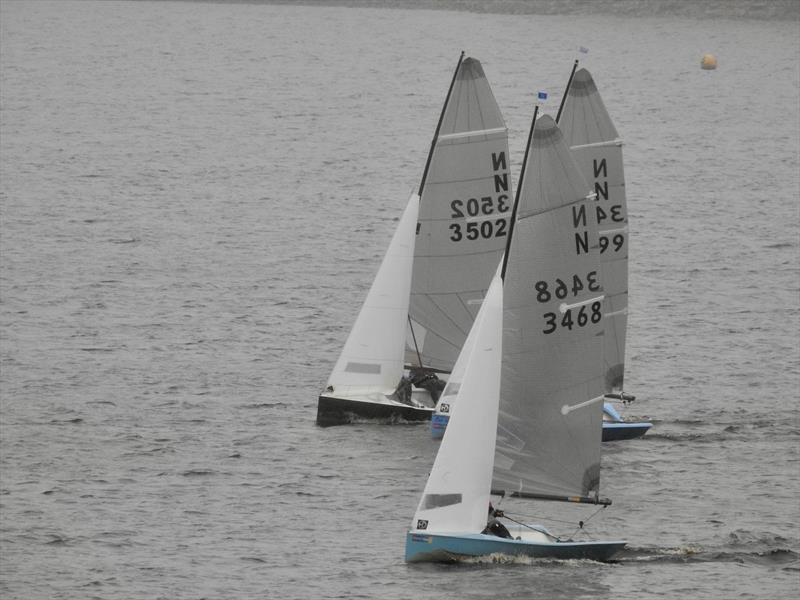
[482, 504, 513, 538]
[483, 519, 513, 539]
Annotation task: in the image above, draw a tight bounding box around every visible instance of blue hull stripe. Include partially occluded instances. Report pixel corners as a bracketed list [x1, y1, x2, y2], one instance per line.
[405, 532, 626, 563]
[432, 414, 651, 442]
[601, 422, 652, 441]
[430, 414, 449, 439]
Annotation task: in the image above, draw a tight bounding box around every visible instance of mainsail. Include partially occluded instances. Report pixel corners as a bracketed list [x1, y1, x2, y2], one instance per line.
[493, 114, 605, 501]
[558, 68, 628, 393]
[325, 195, 420, 395]
[408, 56, 511, 373]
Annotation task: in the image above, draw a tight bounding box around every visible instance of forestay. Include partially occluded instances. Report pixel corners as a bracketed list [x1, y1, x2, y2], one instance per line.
[493, 114, 605, 500]
[411, 273, 503, 533]
[325, 194, 420, 395]
[558, 68, 628, 392]
[408, 57, 511, 373]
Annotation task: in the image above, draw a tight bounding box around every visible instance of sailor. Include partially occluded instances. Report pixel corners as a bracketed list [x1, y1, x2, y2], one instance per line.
[482, 503, 512, 539]
[409, 367, 446, 404]
[391, 376, 413, 405]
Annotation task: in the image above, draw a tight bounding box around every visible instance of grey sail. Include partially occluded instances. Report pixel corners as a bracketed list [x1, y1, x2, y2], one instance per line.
[493, 114, 605, 500]
[558, 68, 627, 392]
[408, 57, 512, 373]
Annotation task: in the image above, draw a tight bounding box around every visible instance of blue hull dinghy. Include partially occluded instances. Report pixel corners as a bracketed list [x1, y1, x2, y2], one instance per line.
[406, 110, 626, 564]
[406, 530, 626, 563]
[432, 401, 652, 442]
[601, 401, 652, 441]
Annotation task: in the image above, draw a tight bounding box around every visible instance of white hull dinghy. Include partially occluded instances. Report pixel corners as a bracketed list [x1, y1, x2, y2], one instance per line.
[318, 53, 510, 426]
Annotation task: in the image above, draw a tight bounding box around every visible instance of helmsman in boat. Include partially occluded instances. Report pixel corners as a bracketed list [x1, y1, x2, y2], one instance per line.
[482, 503, 513, 539]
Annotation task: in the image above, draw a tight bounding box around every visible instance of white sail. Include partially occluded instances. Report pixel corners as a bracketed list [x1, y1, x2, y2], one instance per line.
[493, 114, 605, 500]
[435, 261, 503, 414]
[325, 194, 420, 395]
[411, 272, 503, 533]
[408, 57, 511, 373]
[559, 68, 628, 392]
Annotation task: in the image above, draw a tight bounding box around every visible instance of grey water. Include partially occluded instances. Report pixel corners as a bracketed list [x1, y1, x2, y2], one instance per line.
[1, 1, 798, 598]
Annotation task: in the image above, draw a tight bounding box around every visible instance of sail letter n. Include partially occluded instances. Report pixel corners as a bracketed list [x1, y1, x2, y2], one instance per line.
[572, 204, 589, 255]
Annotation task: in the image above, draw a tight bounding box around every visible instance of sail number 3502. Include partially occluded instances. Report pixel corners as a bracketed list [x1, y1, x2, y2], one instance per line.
[535, 272, 602, 335]
[449, 195, 510, 242]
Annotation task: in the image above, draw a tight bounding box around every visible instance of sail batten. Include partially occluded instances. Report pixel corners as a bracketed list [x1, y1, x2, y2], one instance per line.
[570, 139, 623, 151]
[438, 126, 507, 141]
[516, 192, 594, 221]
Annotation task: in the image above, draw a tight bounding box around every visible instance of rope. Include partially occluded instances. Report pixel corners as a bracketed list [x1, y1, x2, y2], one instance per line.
[502, 510, 576, 527]
[499, 505, 608, 541]
[500, 513, 564, 542]
[407, 315, 423, 368]
[565, 505, 607, 541]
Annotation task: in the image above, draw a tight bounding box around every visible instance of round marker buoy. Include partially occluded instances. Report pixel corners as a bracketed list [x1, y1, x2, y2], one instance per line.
[701, 53, 717, 70]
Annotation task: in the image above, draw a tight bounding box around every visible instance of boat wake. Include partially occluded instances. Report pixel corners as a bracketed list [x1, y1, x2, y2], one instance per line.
[618, 544, 799, 568]
[443, 537, 800, 569]
[340, 414, 429, 427]
[645, 418, 798, 443]
[459, 553, 618, 566]
[644, 431, 731, 443]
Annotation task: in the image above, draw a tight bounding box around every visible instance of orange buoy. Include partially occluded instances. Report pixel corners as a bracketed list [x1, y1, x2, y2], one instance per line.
[701, 54, 717, 70]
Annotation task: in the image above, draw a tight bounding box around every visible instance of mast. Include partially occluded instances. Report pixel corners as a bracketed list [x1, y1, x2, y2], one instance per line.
[418, 51, 465, 196]
[407, 315, 424, 367]
[408, 52, 465, 364]
[555, 59, 579, 124]
[500, 104, 538, 281]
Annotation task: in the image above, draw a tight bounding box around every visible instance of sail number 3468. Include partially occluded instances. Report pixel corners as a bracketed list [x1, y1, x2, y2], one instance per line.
[535, 272, 602, 334]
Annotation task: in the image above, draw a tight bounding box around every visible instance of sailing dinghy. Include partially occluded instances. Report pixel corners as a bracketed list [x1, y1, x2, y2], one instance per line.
[406, 111, 626, 563]
[317, 54, 511, 426]
[558, 65, 651, 441]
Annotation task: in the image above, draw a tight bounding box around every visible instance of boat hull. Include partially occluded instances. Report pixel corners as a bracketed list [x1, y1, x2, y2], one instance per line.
[601, 421, 652, 441]
[430, 413, 448, 439]
[405, 531, 626, 563]
[432, 412, 651, 442]
[316, 395, 433, 427]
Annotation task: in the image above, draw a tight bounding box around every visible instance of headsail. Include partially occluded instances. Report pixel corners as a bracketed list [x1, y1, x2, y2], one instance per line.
[325, 194, 420, 395]
[558, 68, 628, 392]
[411, 272, 503, 533]
[408, 57, 511, 373]
[493, 114, 605, 501]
